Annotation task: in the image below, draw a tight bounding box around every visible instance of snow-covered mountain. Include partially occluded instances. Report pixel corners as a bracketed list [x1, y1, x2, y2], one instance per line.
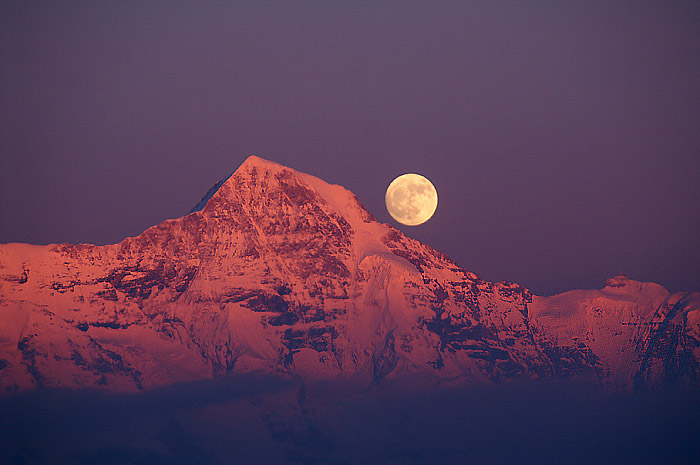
[531, 275, 700, 391]
[1, 156, 698, 393]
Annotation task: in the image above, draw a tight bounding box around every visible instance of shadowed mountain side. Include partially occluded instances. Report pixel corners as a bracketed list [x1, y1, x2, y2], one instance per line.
[1, 156, 698, 393]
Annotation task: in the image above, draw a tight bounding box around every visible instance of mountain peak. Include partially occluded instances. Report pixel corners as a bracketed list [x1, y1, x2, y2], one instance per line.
[195, 156, 325, 216]
[191, 156, 377, 231]
[189, 155, 284, 213]
[605, 274, 629, 288]
[239, 154, 286, 171]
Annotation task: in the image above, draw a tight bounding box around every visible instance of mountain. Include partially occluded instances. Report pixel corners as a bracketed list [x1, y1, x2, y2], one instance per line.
[532, 275, 700, 391]
[1, 156, 698, 393]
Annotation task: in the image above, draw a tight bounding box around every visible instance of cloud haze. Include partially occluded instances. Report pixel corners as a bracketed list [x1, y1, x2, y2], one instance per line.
[2, 376, 699, 464]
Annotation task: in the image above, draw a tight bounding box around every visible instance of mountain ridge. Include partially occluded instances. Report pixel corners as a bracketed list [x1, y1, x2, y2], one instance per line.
[1, 156, 698, 393]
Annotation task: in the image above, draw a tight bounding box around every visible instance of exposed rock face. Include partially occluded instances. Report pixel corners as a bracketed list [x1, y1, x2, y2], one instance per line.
[0, 157, 698, 392]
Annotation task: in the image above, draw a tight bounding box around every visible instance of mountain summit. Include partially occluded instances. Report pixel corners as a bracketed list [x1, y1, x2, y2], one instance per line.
[1, 157, 698, 392]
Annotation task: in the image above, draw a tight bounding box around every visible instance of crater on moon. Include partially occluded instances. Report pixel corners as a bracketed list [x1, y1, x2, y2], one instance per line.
[385, 174, 438, 226]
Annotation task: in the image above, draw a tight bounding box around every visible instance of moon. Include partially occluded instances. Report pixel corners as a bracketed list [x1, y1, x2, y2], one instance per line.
[385, 174, 438, 226]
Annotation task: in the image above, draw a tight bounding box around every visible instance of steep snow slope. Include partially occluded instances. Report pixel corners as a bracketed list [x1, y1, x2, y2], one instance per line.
[0, 157, 697, 392]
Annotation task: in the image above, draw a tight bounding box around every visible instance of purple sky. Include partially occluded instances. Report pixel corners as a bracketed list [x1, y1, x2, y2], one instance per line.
[1, 1, 699, 295]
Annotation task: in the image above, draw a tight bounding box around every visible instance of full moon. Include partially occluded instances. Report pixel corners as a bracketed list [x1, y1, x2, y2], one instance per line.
[385, 174, 438, 226]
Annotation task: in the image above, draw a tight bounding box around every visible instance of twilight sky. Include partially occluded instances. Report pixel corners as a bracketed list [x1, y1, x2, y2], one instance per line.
[1, 1, 699, 295]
